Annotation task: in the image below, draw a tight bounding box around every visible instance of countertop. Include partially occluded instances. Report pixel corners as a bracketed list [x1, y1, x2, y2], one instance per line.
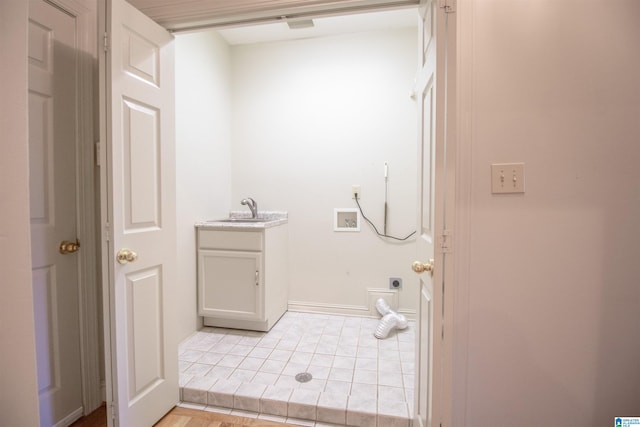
[195, 211, 288, 230]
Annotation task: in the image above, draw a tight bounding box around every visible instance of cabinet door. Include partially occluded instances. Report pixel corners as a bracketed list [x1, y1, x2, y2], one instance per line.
[198, 250, 263, 321]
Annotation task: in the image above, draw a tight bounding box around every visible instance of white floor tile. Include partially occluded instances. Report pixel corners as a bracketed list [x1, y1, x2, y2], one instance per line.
[285, 417, 315, 426]
[290, 351, 314, 365]
[378, 385, 405, 402]
[206, 365, 234, 380]
[177, 401, 206, 410]
[181, 349, 205, 362]
[252, 371, 280, 386]
[257, 413, 288, 422]
[228, 368, 257, 382]
[328, 367, 353, 382]
[230, 409, 258, 418]
[218, 354, 244, 368]
[198, 352, 224, 365]
[238, 356, 265, 371]
[306, 366, 331, 380]
[332, 356, 356, 370]
[179, 312, 415, 426]
[335, 345, 358, 357]
[184, 363, 212, 376]
[249, 347, 273, 358]
[228, 344, 254, 356]
[311, 354, 334, 367]
[269, 349, 294, 361]
[203, 405, 231, 414]
[324, 380, 351, 395]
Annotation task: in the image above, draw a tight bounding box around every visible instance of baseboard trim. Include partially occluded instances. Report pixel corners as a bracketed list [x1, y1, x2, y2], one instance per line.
[397, 308, 417, 320]
[53, 406, 83, 427]
[288, 300, 372, 317]
[288, 298, 416, 321]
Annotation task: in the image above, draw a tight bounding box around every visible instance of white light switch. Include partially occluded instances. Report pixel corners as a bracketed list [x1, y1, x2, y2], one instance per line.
[491, 163, 525, 194]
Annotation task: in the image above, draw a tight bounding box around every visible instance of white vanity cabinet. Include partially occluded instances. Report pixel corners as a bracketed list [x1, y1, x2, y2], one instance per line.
[197, 223, 288, 331]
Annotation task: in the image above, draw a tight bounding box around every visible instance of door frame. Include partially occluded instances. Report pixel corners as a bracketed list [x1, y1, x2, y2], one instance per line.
[436, 2, 457, 425]
[73, 0, 103, 413]
[90, 1, 461, 425]
[450, 0, 472, 425]
[30, 0, 103, 416]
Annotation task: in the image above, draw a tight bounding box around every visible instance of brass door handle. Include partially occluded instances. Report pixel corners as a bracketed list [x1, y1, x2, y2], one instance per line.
[117, 248, 138, 265]
[412, 259, 434, 276]
[59, 239, 80, 254]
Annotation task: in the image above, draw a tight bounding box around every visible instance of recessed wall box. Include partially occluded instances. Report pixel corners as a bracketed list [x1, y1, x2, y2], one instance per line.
[334, 208, 360, 232]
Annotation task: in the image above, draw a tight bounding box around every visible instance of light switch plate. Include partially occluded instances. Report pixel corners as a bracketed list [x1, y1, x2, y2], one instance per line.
[491, 163, 525, 194]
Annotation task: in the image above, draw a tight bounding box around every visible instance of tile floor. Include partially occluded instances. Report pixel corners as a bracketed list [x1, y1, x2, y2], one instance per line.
[179, 311, 415, 427]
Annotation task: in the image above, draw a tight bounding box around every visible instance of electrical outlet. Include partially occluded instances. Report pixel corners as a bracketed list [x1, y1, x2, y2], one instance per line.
[389, 277, 402, 289]
[352, 185, 361, 199]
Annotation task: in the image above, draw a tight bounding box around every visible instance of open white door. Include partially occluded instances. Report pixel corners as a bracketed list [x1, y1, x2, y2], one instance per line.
[413, 0, 455, 426]
[99, 0, 178, 425]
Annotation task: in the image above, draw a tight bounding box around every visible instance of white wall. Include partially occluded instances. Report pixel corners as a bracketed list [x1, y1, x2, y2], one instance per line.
[0, 1, 41, 425]
[229, 28, 419, 313]
[175, 30, 233, 340]
[457, 0, 640, 424]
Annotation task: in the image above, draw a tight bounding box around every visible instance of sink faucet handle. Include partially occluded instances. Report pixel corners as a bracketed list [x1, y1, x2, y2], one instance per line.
[241, 197, 258, 218]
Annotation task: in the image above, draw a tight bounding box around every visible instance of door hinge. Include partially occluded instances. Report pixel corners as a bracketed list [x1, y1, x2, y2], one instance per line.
[103, 32, 109, 52]
[95, 141, 101, 166]
[438, 229, 453, 253]
[110, 403, 117, 424]
[104, 222, 110, 242]
[438, 0, 456, 13]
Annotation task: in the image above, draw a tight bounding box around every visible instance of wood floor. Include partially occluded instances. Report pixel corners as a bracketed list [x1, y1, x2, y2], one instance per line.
[70, 404, 295, 427]
[155, 406, 293, 427]
[70, 404, 106, 427]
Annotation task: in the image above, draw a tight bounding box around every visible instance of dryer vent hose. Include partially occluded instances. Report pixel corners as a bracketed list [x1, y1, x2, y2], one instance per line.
[374, 298, 408, 339]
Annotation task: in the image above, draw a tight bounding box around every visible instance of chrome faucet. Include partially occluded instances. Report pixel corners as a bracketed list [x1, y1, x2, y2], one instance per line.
[241, 197, 258, 218]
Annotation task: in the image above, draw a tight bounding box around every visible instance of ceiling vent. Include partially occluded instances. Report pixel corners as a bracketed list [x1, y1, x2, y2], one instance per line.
[286, 19, 315, 29]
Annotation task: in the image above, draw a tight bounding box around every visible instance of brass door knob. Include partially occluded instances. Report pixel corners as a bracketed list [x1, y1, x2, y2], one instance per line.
[117, 248, 138, 265]
[412, 259, 434, 276]
[59, 239, 81, 254]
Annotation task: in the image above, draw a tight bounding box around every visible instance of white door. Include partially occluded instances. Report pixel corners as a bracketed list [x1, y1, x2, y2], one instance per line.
[28, 1, 84, 425]
[413, 0, 455, 426]
[100, 0, 178, 425]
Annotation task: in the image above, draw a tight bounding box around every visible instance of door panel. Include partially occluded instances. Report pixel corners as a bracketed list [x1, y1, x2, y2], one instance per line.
[199, 250, 263, 320]
[101, 0, 178, 425]
[126, 266, 165, 400]
[414, 0, 448, 426]
[123, 27, 161, 85]
[122, 99, 161, 229]
[29, 1, 83, 425]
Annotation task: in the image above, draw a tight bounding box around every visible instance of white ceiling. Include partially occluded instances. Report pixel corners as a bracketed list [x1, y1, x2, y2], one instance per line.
[216, 8, 417, 45]
[127, 0, 419, 32]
